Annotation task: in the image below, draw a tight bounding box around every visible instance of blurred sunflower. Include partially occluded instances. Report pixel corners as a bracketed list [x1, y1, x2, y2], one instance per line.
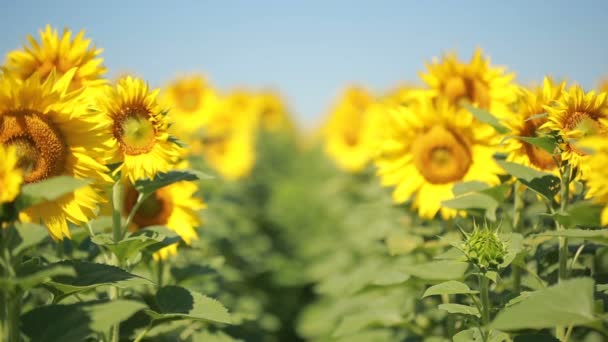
[420, 49, 516, 117]
[600, 78, 608, 93]
[124, 179, 204, 260]
[99, 76, 181, 182]
[543, 85, 608, 177]
[0, 145, 23, 204]
[324, 86, 376, 172]
[375, 96, 503, 219]
[0, 69, 111, 239]
[504, 77, 565, 171]
[255, 91, 293, 132]
[193, 92, 258, 180]
[161, 75, 216, 139]
[580, 133, 608, 225]
[5, 25, 106, 90]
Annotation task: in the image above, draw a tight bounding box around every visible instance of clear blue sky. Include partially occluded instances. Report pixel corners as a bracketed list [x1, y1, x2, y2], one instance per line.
[1, 1, 607, 128]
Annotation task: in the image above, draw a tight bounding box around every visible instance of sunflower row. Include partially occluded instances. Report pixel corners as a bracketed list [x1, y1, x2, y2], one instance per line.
[323, 49, 608, 223]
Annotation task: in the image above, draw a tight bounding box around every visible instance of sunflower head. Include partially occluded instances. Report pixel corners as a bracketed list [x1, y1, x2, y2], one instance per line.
[581, 134, 608, 226]
[0, 69, 111, 239]
[0, 144, 23, 204]
[504, 77, 565, 171]
[420, 48, 516, 116]
[255, 91, 293, 132]
[543, 85, 608, 177]
[5, 25, 106, 91]
[375, 96, 502, 219]
[324, 86, 376, 172]
[461, 222, 508, 272]
[100, 76, 182, 182]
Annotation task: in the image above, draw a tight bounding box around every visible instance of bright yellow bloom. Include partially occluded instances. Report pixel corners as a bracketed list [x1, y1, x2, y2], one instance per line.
[420, 49, 516, 117]
[192, 92, 258, 180]
[375, 96, 503, 219]
[99, 76, 182, 182]
[5, 25, 106, 91]
[581, 133, 608, 225]
[161, 75, 217, 139]
[599, 78, 608, 93]
[543, 85, 608, 177]
[0, 145, 23, 204]
[255, 91, 293, 132]
[504, 78, 566, 171]
[324, 86, 376, 172]
[124, 179, 205, 260]
[0, 70, 111, 239]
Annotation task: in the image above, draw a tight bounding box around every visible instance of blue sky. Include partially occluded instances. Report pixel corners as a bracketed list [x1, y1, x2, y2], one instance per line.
[1, 1, 607, 127]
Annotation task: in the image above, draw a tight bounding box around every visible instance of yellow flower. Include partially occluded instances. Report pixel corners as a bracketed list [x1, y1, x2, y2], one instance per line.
[324, 86, 376, 172]
[161, 75, 217, 139]
[255, 91, 293, 131]
[99, 76, 182, 182]
[581, 133, 608, 225]
[543, 85, 608, 177]
[0, 69, 111, 239]
[5, 25, 106, 91]
[192, 92, 258, 180]
[420, 48, 516, 117]
[599, 78, 608, 93]
[375, 96, 503, 219]
[0, 145, 23, 204]
[123, 179, 205, 260]
[504, 77, 566, 171]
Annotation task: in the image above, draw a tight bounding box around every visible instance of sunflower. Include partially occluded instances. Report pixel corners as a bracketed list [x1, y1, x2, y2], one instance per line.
[192, 92, 258, 180]
[123, 178, 205, 260]
[0, 69, 111, 239]
[420, 48, 516, 117]
[5, 25, 106, 91]
[579, 133, 608, 225]
[503, 77, 566, 171]
[99, 76, 182, 182]
[375, 96, 503, 219]
[324, 86, 376, 172]
[543, 85, 608, 177]
[0, 145, 23, 204]
[599, 78, 608, 93]
[255, 91, 293, 131]
[160, 75, 217, 139]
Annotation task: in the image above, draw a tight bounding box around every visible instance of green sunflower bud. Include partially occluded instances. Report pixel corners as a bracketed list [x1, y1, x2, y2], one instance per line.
[461, 222, 508, 272]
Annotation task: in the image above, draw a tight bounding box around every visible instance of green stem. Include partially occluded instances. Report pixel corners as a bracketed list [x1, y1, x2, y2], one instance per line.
[479, 274, 491, 341]
[512, 181, 524, 294]
[1, 228, 20, 342]
[111, 181, 124, 243]
[122, 192, 149, 239]
[157, 259, 164, 288]
[133, 322, 153, 342]
[557, 163, 571, 283]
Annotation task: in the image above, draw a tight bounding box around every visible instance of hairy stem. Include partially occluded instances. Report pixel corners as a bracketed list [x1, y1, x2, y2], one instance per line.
[512, 181, 524, 294]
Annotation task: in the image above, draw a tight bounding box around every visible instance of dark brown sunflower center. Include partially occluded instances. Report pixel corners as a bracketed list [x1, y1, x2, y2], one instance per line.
[124, 186, 174, 228]
[0, 110, 67, 183]
[412, 125, 472, 184]
[444, 76, 490, 110]
[113, 107, 156, 156]
[521, 115, 558, 170]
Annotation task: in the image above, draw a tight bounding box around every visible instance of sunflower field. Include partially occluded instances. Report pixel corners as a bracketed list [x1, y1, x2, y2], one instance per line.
[1, 25, 608, 342]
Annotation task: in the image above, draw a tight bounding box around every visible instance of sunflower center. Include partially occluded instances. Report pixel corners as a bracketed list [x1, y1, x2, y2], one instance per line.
[444, 76, 490, 109]
[176, 89, 201, 112]
[124, 186, 174, 228]
[412, 126, 472, 184]
[114, 109, 156, 156]
[0, 110, 67, 183]
[522, 116, 558, 170]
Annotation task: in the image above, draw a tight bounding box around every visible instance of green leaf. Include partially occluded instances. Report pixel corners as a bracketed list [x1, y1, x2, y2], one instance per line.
[18, 176, 89, 209]
[84, 300, 147, 332]
[496, 160, 560, 200]
[465, 104, 510, 134]
[500, 233, 524, 268]
[91, 228, 175, 262]
[597, 284, 608, 294]
[453, 181, 490, 196]
[550, 201, 603, 228]
[144, 286, 232, 324]
[442, 192, 499, 221]
[401, 260, 468, 281]
[422, 280, 478, 298]
[438, 303, 480, 317]
[45, 261, 151, 297]
[536, 229, 608, 245]
[15, 263, 76, 291]
[514, 135, 558, 154]
[10, 222, 48, 255]
[332, 311, 403, 338]
[385, 232, 423, 256]
[134, 170, 205, 195]
[491, 277, 595, 330]
[190, 331, 240, 342]
[454, 328, 509, 342]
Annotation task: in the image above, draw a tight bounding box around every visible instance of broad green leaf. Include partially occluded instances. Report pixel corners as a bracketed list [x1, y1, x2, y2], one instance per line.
[442, 192, 498, 221]
[18, 176, 89, 209]
[536, 229, 608, 245]
[11, 222, 48, 255]
[385, 232, 423, 255]
[465, 104, 509, 134]
[21, 304, 91, 342]
[453, 328, 509, 342]
[401, 260, 468, 281]
[514, 135, 558, 154]
[597, 284, 608, 294]
[500, 233, 524, 268]
[144, 286, 232, 324]
[550, 201, 603, 228]
[453, 181, 490, 196]
[512, 333, 559, 341]
[422, 280, 478, 298]
[190, 331, 240, 342]
[84, 300, 147, 332]
[491, 277, 595, 330]
[45, 261, 151, 297]
[332, 311, 403, 337]
[134, 170, 205, 195]
[137, 226, 182, 254]
[438, 303, 480, 317]
[91, 228, 174, 262]
[14, 263, 75, 291]
[496, 160, 560, 200]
